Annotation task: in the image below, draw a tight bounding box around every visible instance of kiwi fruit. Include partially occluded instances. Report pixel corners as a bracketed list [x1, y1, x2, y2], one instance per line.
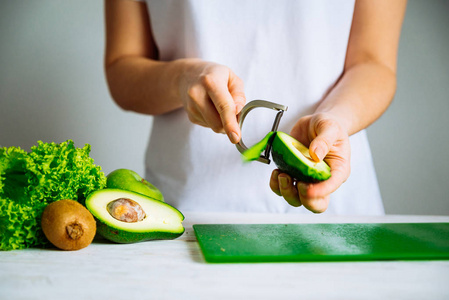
[41, 199, 96, 251]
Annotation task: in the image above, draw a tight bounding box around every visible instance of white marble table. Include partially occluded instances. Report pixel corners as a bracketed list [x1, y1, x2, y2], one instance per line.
[1, 212, 448, 300]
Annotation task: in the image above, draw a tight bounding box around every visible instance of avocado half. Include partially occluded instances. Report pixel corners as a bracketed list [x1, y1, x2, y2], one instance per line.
[242, 131, 331, 183]
[86, 189, 184, 243]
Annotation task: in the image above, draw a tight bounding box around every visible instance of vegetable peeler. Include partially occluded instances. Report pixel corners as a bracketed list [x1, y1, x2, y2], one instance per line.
[236, 100, 288, 164]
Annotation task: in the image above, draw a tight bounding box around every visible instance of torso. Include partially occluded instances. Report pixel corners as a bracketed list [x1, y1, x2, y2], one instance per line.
[143, 0, 384, 215]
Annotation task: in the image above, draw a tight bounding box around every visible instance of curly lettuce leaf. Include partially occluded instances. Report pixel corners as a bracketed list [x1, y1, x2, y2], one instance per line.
[0, 140, 106, 250]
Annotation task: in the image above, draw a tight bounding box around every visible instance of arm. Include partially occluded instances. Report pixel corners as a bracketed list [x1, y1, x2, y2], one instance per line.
[104, 0, 246, 143]
[270, 0, 407, 212]
[315, 0, 406, 136]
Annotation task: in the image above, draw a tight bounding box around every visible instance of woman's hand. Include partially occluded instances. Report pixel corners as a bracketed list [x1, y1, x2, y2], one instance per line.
[269, 113, 351, 213]
[177, 59, 246, 144]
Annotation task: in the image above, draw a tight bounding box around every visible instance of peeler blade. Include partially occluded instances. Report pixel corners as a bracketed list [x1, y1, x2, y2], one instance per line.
[236, 100, 288, 164]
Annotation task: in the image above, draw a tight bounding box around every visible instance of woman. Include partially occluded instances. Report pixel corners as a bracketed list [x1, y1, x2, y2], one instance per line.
[104, 0, 407, 214]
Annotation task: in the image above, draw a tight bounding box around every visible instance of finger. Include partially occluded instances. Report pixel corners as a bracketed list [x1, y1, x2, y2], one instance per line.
[203, 75, 240, 144]
[187, 84, 224, 133]
[228, 71, 246, 114]
[185, 102, 207, 127]
[309, 119, 340, 162]
[269, 169, 282, 196]
[298, 193, 330, 214]
[186, 85, 207, 125]
[198, 99, 225, 133]
[187, 112, 208, 128]
[297, 163, 349, 203]
[290, 116, 313, 147]
[278, 174, 302, 207]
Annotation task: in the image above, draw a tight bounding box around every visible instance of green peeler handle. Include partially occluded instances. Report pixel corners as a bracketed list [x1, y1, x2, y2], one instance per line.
[236, 100, 288, 164]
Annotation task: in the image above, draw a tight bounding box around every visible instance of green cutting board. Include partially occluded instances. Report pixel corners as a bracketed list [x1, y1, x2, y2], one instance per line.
[193, 223, 449, 263]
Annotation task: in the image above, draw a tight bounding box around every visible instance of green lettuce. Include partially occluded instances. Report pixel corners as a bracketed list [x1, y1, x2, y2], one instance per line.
[0, 140, 106, 250]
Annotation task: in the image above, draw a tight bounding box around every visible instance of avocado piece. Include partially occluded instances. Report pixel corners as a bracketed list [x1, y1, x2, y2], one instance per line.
[106, 169, 164, 202]
[241, 131, 275, 162]
[85, 189, 184, 243]
[242, 131, 331, 183]
[271, 132, 331, 182]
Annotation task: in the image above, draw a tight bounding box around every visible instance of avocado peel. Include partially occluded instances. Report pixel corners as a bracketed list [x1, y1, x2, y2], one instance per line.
[241, 131, 275, 162]
[106, 169, 164, 202]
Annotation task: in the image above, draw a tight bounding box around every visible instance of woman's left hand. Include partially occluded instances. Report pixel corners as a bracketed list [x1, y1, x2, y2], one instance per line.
[269, 113, 351, 213]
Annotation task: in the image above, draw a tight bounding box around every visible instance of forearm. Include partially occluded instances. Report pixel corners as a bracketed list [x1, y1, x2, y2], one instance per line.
[315, 61, 397, 136]
[105, 56, 185, 115]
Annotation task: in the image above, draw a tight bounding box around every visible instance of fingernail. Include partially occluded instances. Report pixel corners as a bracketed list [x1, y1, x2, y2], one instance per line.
[298, 182, 308, 196]
[280, 176, 289, 189]
[314, 147, 325, 161]
[272, 170, 279, 180]
[228, 132, 240, 144]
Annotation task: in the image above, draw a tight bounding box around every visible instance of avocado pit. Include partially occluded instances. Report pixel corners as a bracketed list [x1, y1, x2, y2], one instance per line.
[107, 198, 146, 223]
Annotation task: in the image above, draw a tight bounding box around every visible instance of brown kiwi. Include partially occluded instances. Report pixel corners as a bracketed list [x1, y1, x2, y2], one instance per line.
[41, 199, 96, 250]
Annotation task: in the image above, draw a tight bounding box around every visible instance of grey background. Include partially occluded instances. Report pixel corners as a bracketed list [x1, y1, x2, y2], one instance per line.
[0, 1, 448, 215]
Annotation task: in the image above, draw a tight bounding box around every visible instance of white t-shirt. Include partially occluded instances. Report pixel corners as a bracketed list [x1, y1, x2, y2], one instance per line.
[141, 0, 385, 215]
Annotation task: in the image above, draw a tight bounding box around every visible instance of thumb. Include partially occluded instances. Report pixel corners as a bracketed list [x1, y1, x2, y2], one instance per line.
[308, 120, 340, 162]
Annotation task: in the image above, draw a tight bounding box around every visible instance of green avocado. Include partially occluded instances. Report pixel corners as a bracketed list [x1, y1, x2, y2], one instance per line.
[271, 132, 331, 182]
[242, 131, 331, 183]
[106, 168, 164, 202]
[85, 189, 184, 243]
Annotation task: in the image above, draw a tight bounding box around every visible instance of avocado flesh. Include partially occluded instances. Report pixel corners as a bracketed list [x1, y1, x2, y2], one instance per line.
[85, 189, 184, 243]
[271, 132, 331, 183]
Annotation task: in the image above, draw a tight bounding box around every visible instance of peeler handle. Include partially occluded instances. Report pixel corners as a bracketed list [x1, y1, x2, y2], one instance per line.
[236, 100, 288, 164]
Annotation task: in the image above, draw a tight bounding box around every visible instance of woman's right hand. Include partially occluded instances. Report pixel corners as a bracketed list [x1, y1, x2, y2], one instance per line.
[176, 59, 246, 144]
[104, 0, 245, 141]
